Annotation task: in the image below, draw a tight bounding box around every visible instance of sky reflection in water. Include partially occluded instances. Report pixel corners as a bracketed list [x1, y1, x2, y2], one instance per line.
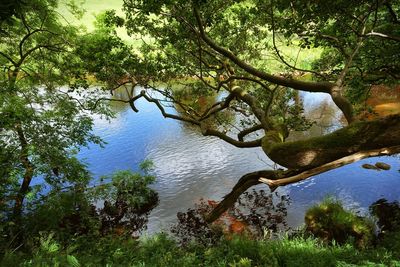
[79, 88, 400, 232]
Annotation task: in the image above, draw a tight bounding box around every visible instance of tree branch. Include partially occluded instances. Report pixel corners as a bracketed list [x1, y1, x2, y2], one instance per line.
[197, 90, 236, 121]
[205, 169, 299, 222]
[238, 124, 263, 141]
[201, 125, 262, 148]
[139, 90, 201, 125]
[193, 6, 334, 94]
[385, 1, 400, 24]
[330, 24, 367, 124]
[270, 2, 325, 78]
[206, 144, 400, 223]
[365, 31, 400, 42]
[0, 51, 17, 66]
[18, 29, 48, 59]
[17, 43, 64, 67]
[260, 145, 400, 188]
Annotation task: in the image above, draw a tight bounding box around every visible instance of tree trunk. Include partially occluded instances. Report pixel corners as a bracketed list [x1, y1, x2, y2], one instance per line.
[263, 114, 400, 169]
[13, 125, 34, 220]
[206, 115, 400, 223]
[205, 169, 301, 223]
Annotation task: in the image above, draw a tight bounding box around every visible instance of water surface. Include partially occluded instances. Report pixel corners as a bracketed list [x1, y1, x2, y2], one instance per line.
[79, 88, 400, 232]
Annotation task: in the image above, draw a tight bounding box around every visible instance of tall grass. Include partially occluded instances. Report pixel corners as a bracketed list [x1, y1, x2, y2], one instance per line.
[2, 232, 399, 266]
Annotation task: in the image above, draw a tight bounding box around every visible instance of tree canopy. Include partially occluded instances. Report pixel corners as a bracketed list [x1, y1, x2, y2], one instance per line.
[0, 0, 109, 228]
[1, 0, 399, 228]
[117, 0, 400, 220]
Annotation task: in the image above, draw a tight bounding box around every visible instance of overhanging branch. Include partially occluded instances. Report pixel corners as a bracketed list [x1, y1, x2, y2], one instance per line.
[365, 31, 400, 42]
[260, 145, 400, 188]
[193, 6, 334, 94]
[201, 126, 262, 148]
[206, 145, 400, 223]
[238, 124, 263, 141]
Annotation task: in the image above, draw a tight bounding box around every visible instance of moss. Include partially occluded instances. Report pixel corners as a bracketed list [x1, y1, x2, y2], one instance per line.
[270, 119, 381, 152]
[263, 115, 400, 168]
[261, 130, 286, 154]
[305, 198, 375, 249]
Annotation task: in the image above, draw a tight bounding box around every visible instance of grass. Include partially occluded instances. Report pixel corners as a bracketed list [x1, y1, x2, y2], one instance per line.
[57, 1, 322, 73]
[259, 38, 323, 74]
[58, 0, 124, 29]
[2, 233, 399, 266]
[57, 0, 133, 41]
[2, 196, 400, 266]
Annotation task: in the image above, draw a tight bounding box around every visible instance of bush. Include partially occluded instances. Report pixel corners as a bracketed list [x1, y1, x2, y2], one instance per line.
[370, 198, 400, 235]
[305, 198, 375, 248]
[93, 163, 159, 236]
[171, 190, 290, 245]
[4, 162, 159, 252]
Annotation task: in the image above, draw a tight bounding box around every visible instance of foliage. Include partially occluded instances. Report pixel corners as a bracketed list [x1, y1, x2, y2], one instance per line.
[93, 163, 159, 236]
[171, 190, 290, 245]
[305, 198, 375, 249]
[2, 192, 400, 266]
[17, 166, 159, 247]
[0, 0, 111, 239]
[2, 230, 400, 267]
[370, 198, 400, 235]
[1, 0, 400, 265]
[122, 0, 400, 110]
[73, 10, 140, 87]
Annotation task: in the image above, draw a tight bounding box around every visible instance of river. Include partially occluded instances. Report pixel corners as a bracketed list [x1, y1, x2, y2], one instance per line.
[78, 87, 400, 233]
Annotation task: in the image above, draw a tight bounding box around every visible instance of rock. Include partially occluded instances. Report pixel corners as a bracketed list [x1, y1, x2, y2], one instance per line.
[362, 164, 380, 170]
[375, 162, 391, 170]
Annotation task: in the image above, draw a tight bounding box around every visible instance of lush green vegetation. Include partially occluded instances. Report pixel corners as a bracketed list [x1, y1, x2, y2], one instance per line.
[2, 199, 400, 267]
[1, 234, 399, 266]
[1, 0, 400, 266]
[1, 185, 400, 267]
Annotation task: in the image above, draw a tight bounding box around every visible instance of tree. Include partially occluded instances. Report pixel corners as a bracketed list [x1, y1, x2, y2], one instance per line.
[0, 0, 24, 28]
[117, 0, 400, 221]
[0, 0, 107, 230]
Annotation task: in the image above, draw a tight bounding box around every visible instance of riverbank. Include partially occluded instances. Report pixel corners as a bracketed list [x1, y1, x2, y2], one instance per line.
[2, 231, 399, 266]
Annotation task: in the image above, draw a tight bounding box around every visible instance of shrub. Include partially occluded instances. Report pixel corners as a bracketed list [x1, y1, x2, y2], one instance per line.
[18, 161, 159, 248]
[305, 198, 375, 248]
[93, 163, 159, 236]
[369, 198, 400, 235]
[171, 190, 290, 245]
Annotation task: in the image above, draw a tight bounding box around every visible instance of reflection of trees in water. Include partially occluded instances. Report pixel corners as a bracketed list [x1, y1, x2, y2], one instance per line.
[171, 189, 290, 245]
[109, 85, 343, 140]
[370, 198, 400, 235]
[99, 191, 158, 236]
[288, 96, 344, 140]
[109, 85, 135, 113]
[162, 87, 236, 133]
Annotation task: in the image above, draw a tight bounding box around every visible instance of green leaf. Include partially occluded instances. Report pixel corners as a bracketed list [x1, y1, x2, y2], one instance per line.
[67, 255, 81, 267]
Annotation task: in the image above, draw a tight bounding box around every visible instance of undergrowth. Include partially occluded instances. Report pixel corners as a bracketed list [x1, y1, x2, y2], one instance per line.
[1, 231, 399, 267]
[2, 191, 400, 266]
